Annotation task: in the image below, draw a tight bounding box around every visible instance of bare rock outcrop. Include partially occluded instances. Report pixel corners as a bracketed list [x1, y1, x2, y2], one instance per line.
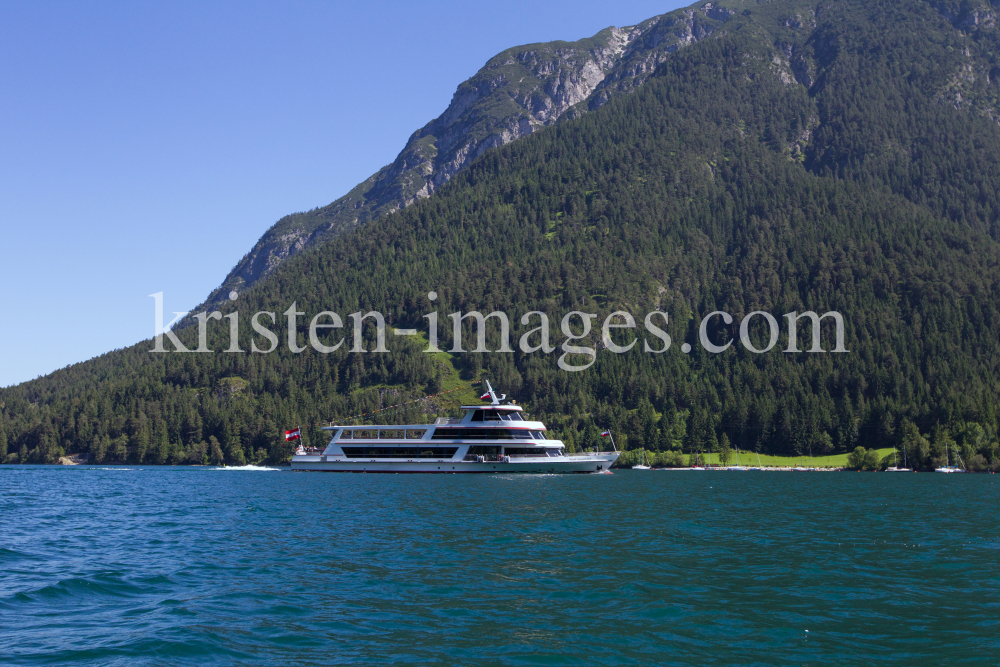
[58, 453, 91, 465]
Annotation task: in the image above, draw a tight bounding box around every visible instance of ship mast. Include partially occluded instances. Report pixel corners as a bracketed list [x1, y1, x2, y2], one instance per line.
[483, 379, 506, 405]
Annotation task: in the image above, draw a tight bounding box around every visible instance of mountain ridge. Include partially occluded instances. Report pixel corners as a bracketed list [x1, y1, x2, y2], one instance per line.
[196, 2, 740, 312]
[199, 0, 1000, 315]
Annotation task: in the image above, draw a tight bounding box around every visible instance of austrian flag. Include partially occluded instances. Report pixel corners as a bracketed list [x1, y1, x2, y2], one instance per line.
[285, 428, 301, 442]
[480, 393, 491, 401]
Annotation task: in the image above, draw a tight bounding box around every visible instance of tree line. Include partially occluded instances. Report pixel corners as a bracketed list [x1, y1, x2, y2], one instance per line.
[2, 0, 999, 471]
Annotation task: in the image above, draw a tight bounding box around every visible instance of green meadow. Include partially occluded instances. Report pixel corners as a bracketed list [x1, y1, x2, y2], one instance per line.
[617, 447, 900, 469]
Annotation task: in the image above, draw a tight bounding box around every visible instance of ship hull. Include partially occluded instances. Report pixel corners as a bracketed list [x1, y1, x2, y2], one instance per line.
[290, 454, 618, 473]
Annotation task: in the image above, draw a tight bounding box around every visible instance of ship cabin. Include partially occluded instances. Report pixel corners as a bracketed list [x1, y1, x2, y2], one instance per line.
[317, 403, 565, 462]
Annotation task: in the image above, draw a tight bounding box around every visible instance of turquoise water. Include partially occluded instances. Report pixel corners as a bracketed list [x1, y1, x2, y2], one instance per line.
[1, 466, 998, 665]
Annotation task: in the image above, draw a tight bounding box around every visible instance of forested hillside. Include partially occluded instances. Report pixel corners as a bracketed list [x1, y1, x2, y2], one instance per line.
[2, 0, 1000, 471]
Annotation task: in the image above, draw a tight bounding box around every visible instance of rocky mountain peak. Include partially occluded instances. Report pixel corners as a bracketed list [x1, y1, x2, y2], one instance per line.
[194, 2, 742, 313]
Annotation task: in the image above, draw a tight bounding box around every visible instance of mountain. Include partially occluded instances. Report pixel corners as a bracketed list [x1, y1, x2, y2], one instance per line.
[3, 0, 1000, 472]
[198, 3, 740, 310]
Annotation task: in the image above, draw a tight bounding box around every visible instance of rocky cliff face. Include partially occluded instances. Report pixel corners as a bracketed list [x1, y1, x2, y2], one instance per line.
[197, 2, 737, 311]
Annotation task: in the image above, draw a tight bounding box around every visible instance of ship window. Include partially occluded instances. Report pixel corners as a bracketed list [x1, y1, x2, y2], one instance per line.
[355, 430, 377, 440]
[379, 429, 403, 440]
[405, 429, 426, 439]
[531, 431, 545, 440]
[463, 445, 501, 461]
[477, 410, 524, 422]
[432, 429, 531, 440]
[503, 447, 560, 457]
[340, 447, 458, 459]
[504, 448, 545, 457]
[339, 430, 352, 440]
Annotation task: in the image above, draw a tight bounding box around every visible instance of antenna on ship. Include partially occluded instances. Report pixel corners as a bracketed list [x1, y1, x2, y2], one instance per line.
[483, 379, 506, 405]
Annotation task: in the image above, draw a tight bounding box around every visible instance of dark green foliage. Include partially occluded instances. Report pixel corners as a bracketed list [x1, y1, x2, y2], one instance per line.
[847, 446, 881, 471]
[719, 434, 733, 466]
[2, 0, 1000, 469]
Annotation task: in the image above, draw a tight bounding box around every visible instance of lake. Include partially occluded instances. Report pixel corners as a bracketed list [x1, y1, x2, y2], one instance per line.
[1, 466, 998, 665]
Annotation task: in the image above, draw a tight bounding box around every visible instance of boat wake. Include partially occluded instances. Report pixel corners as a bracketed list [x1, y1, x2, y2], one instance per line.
[211, 465, 282, 472]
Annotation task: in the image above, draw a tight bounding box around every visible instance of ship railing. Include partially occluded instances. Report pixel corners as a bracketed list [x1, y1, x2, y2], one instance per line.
[321, 423, 432, 430]
[331, 427, 430, 441]
[564, 451, 618, 457]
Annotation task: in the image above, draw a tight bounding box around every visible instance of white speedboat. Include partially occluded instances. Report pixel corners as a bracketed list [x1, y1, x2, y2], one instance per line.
[291, 381, 619, 474]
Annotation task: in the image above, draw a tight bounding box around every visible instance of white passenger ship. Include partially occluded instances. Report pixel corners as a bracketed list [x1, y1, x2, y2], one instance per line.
[291, 381, 619, 473]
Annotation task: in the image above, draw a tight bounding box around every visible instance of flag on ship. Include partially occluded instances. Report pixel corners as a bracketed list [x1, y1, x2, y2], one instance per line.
[601, 430, 611, 437]
[285, 428, 301, 441]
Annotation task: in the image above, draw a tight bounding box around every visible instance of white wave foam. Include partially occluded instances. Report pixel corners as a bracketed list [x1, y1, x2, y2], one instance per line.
[210, 465, 282, 471]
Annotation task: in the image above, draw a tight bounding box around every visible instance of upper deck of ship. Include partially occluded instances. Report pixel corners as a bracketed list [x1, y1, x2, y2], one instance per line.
[318, 381, 534, 433]
[459, 404, 522, 412]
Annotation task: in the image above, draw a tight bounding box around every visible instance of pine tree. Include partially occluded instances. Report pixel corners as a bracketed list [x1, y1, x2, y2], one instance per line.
[719, 433, 732, 466]
[209, 436, 225, 466]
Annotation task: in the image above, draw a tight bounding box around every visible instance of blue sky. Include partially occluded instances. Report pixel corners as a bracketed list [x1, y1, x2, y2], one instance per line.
[0, 0, 686, 388]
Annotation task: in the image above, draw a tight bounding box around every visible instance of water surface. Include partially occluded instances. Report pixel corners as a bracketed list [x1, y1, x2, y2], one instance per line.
[1, 466, 998, 665]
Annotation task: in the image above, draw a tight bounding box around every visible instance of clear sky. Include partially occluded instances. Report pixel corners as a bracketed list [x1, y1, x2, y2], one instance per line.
[0, 0, 687, 388]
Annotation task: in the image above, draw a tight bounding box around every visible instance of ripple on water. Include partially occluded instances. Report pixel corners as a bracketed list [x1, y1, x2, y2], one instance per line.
[0, 467, 998, 665]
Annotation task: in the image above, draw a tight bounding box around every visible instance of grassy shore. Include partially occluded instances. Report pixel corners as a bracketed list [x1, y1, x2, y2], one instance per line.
[699, 448, 898, 469]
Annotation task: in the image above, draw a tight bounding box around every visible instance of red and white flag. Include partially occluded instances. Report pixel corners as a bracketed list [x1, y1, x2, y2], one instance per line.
[601, 430, 611, 437]
[480, 392, 491, 401]
[285, 428, 301, 442]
